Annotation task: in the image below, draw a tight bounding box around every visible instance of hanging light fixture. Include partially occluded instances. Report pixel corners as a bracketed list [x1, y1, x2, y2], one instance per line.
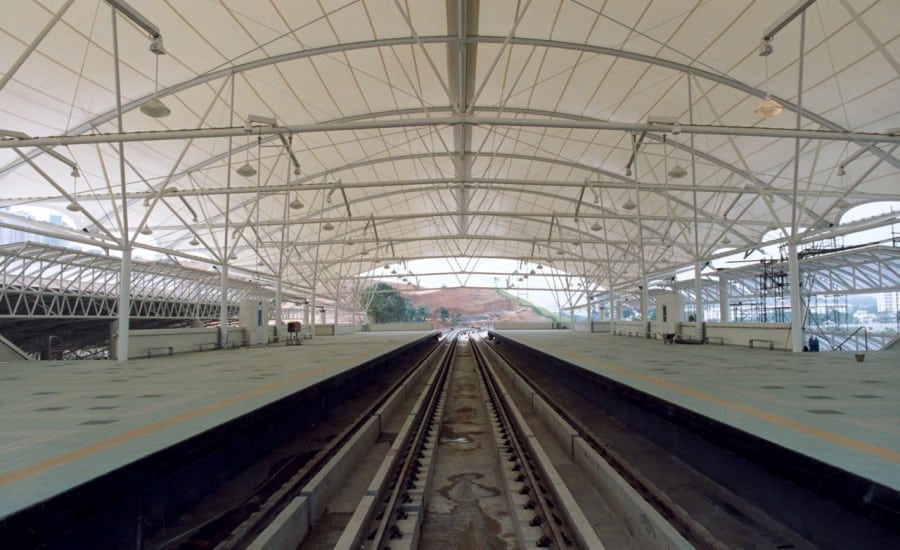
[322, 222, 335, 231]
[835, 198, 850, 209]
[229, 252, 238, 260]
[139, 38, 171, 118]
[754, 41, 784, 119]
[236, 159, 257, 178]
[667, 133, 688, 179]
[140, 225, 153, 235]
[288, 196, 304, 209]
[667, 164, 688, 179]
[590, 221, 602, 231]
[66, 170, 82, 211]
[755, 96, 784, 119]
[622, 196, 637, 210]
[189, 237, 199, 246]
[236, 137, 257, 177]
[722, 236, 732, 245]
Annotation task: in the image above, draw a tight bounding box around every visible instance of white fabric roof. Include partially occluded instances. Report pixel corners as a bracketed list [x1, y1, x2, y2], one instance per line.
[1, 0, 898, 301]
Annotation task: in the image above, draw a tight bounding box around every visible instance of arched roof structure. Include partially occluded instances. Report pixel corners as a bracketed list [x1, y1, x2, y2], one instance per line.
[1, 0, 899, 306]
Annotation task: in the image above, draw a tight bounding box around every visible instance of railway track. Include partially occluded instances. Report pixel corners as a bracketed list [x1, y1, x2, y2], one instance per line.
[151, 329, 894, 549]
[239, 330, 688, 548]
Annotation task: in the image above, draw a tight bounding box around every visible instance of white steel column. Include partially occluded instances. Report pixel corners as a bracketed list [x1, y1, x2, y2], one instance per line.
[220, 73, 236, 349]
[694, 263, 704, 324]
[788, 240, 804, 352]
[788, 12, 807, 353]
[609, 288, 616, 334]
[632, 132, 649, 328]
[219, 265, 229, 347]
[116, 246, 131, 361]
[718, 276, 729, 322]
[334, 276, 341, 324]
[274, 275, 282, 340]
[111, 7, 130, 361]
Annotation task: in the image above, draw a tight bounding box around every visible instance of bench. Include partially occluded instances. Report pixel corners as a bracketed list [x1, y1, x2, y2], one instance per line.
[748, 339, 774, 350]
[198, 342, 219, 352]
[147, 346, 174, 357]
[705, 336, 725, 346]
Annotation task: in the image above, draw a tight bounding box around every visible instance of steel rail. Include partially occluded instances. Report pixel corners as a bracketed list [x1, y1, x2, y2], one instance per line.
[363, 330, 458, 547]
[160, 333, 447, 549]
[482, 337, 725, 549]
[470, 334, 577, 548]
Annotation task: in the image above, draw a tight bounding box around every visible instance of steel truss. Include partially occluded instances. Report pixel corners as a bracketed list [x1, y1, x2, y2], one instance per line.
[613, 245, 900, 326]
[0, 242, 273, 319]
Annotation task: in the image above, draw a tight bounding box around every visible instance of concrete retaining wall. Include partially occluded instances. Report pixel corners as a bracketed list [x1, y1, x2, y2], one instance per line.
[366, 322, 434, 332]
[493, 321, 555, 330]
[313, 323, 358, 336]
[491, 348, 691, 549]
[300, 416, 381, 523]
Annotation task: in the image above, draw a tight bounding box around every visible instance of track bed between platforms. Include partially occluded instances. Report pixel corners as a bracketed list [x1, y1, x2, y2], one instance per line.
[489, 332, 900, 550]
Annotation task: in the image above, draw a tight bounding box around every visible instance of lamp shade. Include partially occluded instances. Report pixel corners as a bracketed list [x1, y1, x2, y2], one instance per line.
[139, 98, 171, 118]
[236, 162, 257, 177]
[667, 165, 688, 179]
[754, 96, 784, 118]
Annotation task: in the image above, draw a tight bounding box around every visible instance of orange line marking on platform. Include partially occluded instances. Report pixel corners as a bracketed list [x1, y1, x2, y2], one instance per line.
[0, 347, 387, 486]
[555, 348, 900, 463]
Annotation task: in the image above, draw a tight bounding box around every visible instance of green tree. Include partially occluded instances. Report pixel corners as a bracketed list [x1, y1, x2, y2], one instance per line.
[438, 306, 450, 321]
[415, 305, 428, 322]
[362, 282, 410, 323]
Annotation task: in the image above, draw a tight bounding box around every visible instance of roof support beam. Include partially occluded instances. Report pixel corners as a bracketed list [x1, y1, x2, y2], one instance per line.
[5, 34, 897, 172]
[4, 116, 897, 149]
[16, 176, 887, 205]
[0, 0, 76, 93]
[762, 0, 816, 42]
[447, 0, 479, 234]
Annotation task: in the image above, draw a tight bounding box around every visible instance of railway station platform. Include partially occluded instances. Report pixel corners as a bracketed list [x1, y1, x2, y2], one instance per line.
[493, 330, 900, 493]
[0, 332, 435, 522]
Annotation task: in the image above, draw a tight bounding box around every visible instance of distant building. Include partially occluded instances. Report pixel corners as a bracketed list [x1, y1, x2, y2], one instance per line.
[0, 208, 69, 247]
[876, 292, 898, 314]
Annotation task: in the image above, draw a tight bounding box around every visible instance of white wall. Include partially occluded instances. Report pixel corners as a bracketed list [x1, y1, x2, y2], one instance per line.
[702, 322, 792, 350]
[493, 321, 554, 330]
[124, 327, 219, 359]
[366, 322, 434, 332]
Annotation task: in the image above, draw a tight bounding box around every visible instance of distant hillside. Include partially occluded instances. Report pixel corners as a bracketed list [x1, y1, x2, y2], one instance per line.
[395, 286, 557, 324]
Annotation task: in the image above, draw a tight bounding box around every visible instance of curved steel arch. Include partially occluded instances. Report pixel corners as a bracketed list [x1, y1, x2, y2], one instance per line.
[168, 150, 750, 261]
[5, 34, 895, 174]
